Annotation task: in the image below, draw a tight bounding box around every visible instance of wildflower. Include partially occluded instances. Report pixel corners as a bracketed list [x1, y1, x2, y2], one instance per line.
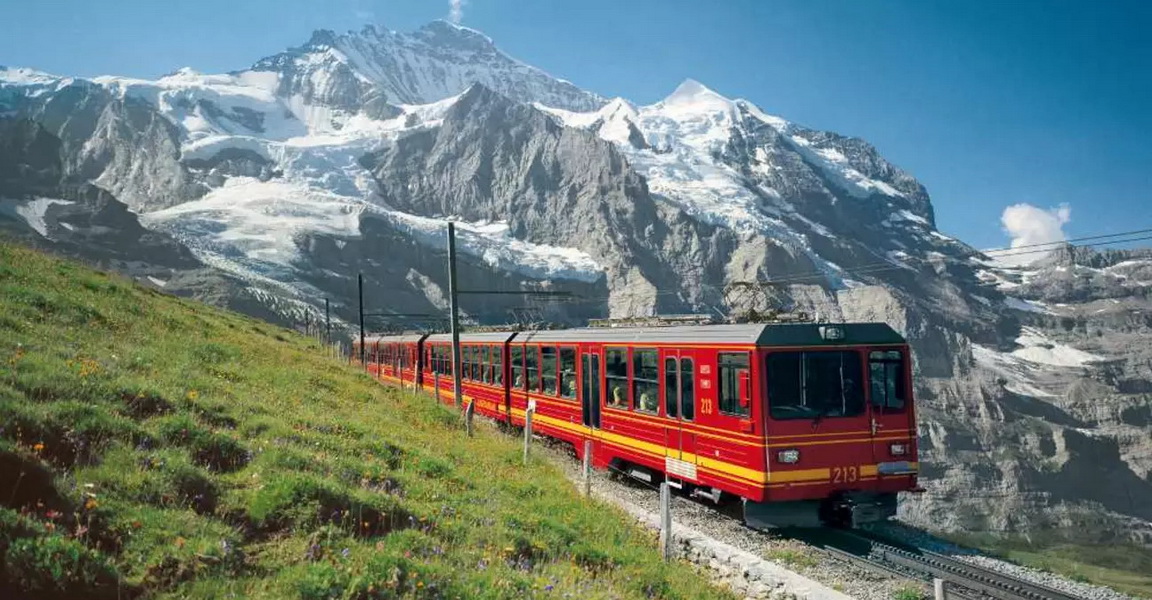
[186, 390, 199, 401]
[545, 584, 554, 592]
[175, 537, 186, 549]
[33, 442, 44, 453]
[84, 498, 98, 510]
[342, 548, 350, 559]
[131, 520, 142, 529]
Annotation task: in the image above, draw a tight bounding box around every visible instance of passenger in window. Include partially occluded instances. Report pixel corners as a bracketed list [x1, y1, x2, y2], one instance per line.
[639, 390, 657, 412]
[611, 385, 625, 407]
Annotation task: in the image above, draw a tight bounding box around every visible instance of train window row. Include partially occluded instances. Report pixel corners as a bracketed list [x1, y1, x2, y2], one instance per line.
[373, 344, 413, 369]
[510, 346, 577, 399]
[411, 342, 751, 419]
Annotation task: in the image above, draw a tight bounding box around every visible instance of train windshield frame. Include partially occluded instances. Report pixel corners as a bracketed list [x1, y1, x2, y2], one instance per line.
[765, 350, 865, 421]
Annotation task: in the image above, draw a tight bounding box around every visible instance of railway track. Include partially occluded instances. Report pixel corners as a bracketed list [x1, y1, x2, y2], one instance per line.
[798, 528, 1083, 600]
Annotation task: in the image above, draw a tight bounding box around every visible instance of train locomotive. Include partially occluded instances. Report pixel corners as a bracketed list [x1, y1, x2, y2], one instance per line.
[354, 322, 920, 528]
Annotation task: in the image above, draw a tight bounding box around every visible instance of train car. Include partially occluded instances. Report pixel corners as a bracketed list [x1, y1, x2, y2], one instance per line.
[358, 334, 428, 389]
[422, 332, 518, 421]
[354, 322, 920, 528]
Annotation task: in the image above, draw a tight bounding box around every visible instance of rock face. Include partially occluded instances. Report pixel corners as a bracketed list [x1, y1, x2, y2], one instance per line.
[1, 23, 1150, 545]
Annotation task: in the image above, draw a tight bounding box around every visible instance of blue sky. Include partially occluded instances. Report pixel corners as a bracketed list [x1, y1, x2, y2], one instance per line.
[2, 0, 1148, 249]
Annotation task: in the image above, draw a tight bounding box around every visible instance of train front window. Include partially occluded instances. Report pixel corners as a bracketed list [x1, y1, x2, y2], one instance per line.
[869, 350, 906, 412]
[766, 351, 864, 420]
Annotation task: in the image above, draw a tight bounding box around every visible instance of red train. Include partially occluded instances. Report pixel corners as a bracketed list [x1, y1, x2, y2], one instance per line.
[354, 323, 920, 528]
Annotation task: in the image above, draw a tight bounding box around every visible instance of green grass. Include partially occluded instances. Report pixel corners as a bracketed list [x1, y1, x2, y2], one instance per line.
[0, 241, 734, 600]
[944, 532, 1152, 598]
[764, 545, 818, 570]
[890, 584, 927, 600]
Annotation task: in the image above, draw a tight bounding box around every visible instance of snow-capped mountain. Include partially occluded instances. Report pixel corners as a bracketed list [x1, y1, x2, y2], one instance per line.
[2, 21, 1150, 546]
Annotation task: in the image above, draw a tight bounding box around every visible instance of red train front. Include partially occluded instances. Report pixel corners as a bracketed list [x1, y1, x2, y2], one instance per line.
[355, 322, 920, 528]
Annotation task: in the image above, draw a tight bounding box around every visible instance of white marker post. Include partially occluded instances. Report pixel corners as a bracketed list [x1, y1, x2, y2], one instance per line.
[523, 400, 536, 465]
[659, 482, 672, 560]
[582, 439, 593, 497]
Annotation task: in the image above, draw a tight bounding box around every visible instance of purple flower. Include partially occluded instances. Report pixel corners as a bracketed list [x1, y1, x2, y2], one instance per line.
[341, 548, 350, 558]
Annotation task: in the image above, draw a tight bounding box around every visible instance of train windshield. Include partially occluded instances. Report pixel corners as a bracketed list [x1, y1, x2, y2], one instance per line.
[766, 351, 865, 420]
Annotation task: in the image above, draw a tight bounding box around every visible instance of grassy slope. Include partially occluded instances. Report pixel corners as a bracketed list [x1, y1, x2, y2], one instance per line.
[0, 241, 734, 600]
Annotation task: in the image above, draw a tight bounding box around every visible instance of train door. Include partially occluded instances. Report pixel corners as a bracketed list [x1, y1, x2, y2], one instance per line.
[662, 350, 698, 480]
[580, 349, 602, 429]
[866, 347, 915, 470]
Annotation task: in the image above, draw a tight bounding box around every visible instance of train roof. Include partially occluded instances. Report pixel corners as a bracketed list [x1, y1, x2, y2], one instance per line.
[425, 331, 518, 344]
[362, 333, 428, 344]
[368, 323, 904, 347]
[515, 323, 905, 346]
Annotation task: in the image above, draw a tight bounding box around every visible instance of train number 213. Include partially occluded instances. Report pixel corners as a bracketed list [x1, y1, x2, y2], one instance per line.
[831, 466, 859, 483]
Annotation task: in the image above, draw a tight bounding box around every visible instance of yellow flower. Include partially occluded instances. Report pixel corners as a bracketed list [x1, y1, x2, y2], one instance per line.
[84, 498, 98, 510]
[186, 390, 199, 401]
[175, 536, 186, 548]
[32, 442, 44, 452]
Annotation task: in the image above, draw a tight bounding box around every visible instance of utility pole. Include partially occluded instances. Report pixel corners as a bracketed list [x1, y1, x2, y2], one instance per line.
[324, 298, 331, 345]
[447, 222, 463, 409]
[358, 273, 365, 367]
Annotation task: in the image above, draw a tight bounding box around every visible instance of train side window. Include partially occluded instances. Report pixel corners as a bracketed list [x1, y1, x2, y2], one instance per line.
[511, 345, 524, 388]
[869, 351, 906, 412]
[525, 346, 539, 392]
[681, 358, 695, 421]
[633, 349, 659, 414]
[460, 345, 468, 380]
[493, 346, 503, 386]
[472, 346, 482, 382]
[719, 352, 750, 417]
[559, 347, 576, 399]
[664, 358, 678, 418]
[605, 348, 629, 408]
[468, 345, 478, 381]
[541, 346, 558, 395]
[481, 346, 491, 384]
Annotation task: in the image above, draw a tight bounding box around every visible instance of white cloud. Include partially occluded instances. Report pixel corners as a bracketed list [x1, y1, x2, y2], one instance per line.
[996, 203, 1071, 266]
[449, 0, 465, 23]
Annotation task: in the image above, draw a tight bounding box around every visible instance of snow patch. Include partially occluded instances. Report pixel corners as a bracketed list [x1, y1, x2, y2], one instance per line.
[972, 345, 1057, 398]
[1003, 296, 1051, 314]
[0, 66, 63, 86]
[790, 134, 905, 199]
[1012, 327, 1101, 367]
[384, 215, 604, 283]
[0, 197, 72, 236]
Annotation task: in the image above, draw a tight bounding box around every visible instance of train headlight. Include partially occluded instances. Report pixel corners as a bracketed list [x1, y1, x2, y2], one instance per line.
[777, 449, 800, 464]
[890, 443, 907, 456]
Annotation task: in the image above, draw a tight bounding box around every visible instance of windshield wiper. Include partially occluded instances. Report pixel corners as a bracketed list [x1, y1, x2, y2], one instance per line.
[811, 404, 837, 429]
